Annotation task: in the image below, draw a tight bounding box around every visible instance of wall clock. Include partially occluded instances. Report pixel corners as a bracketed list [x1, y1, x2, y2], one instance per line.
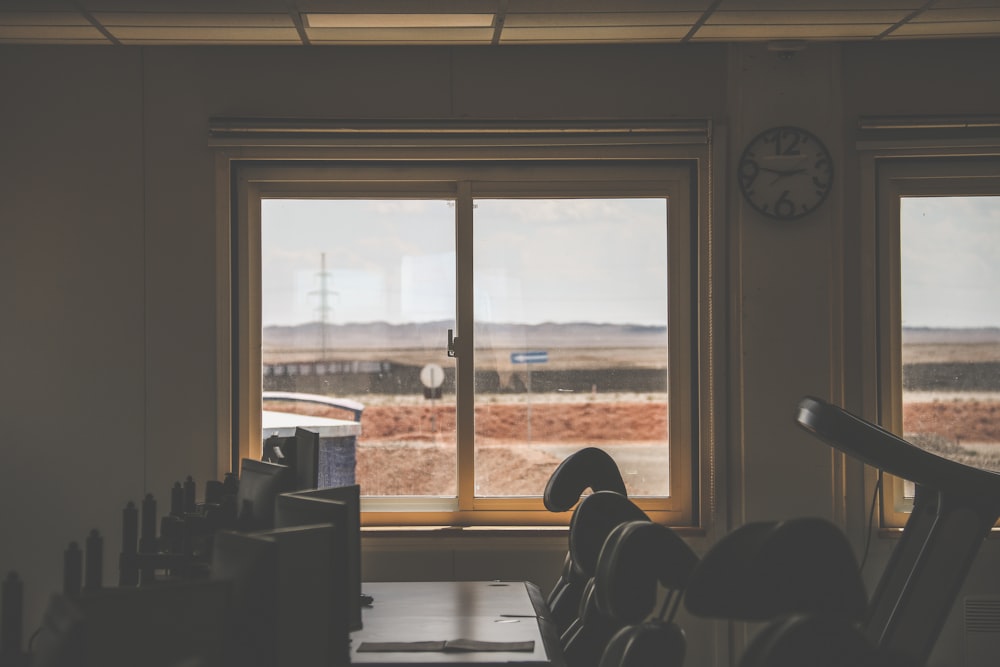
[737, 126, 833, 220]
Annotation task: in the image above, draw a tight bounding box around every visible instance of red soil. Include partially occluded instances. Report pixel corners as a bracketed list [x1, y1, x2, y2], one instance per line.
[269, 398, 1000, 495]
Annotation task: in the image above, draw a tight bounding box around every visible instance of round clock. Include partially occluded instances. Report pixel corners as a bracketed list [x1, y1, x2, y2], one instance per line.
[737, 126, 833, 220]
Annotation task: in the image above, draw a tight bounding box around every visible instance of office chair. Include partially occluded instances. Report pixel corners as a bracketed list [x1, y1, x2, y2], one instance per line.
[543, 447, 627, 513]
[796, 395, 1000, 664]
[563, 519, 698, 667]
[543, 448, 629, 634]
[684, 518, 867, 621]
[684, 518, 917, 667]
[549, 490, 648, 636]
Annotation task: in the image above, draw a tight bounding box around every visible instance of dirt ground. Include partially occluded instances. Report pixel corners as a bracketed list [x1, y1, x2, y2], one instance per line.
[267, 397, 1000, 495]
[903, 399, 1000, 443]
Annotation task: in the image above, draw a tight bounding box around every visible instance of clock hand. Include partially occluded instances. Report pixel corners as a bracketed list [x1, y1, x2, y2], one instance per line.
[761, 167, 806, 176]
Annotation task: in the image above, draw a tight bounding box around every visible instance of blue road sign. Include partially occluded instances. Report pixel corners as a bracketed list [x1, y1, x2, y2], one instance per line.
[511, 351, 548, 364]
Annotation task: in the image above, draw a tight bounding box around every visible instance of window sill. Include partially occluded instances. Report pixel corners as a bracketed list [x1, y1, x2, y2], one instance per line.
[360, 524, 707, 539]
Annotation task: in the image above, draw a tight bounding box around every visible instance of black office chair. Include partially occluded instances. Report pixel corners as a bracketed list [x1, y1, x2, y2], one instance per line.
[549, 490, 648, 636]
[736, 613, 919, 667]
[543, 447, 627, 513]
[684, 517, 867, 621]
[563, 519, 698, 667]
[684, 517, 917, 667]
[543, 448, 630, 634]
[796, 395, 1000, 665]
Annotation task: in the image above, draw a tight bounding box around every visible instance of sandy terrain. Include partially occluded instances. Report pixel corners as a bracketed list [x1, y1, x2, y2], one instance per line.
[267, 396, 666, 496]
[267, 394, 1000, 496]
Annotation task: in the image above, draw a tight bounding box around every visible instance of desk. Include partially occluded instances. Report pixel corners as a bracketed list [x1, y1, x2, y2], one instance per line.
[352, 581, 563, 667]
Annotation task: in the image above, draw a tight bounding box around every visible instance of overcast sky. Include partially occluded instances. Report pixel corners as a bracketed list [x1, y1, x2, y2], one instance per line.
[261, 195, 1000, 329]
[901, 196, 1000, 328]
[261, 198, 668, 328]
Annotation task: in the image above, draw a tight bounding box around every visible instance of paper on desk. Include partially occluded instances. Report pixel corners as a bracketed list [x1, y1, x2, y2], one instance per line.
[357, 639, 535, 653]
[445, 639, 535, 652]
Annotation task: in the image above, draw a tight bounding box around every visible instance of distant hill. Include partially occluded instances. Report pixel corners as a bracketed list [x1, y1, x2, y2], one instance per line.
[263, 320, 668, 350]
[902, 327, 1000, 345]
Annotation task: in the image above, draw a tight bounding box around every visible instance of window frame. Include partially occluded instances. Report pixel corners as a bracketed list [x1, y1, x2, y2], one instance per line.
[866, 146, 1000, 528]
[212, 120, 720, 528]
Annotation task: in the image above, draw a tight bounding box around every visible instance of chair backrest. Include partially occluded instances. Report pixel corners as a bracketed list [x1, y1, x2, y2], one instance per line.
[684, 518, 868, 621]
[542, 448, 629, 635]
[549, 491, 648, 637]
[543, 447, 627, 513]
[564, 520, 697, 667]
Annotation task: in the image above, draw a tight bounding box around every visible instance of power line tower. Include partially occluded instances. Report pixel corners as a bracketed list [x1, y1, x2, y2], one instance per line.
[310, 252, 337, 360]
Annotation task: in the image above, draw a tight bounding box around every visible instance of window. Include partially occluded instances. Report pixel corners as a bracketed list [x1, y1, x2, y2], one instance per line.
[216, 120, 715, 526]
[875, 157, 1000, 527]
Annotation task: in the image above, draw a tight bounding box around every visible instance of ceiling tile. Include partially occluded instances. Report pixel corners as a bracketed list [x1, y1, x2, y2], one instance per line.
[78, 0, 288, 10]
[506, 0, 713, 10]
[889, 19, 1000, 37]
[0, 12, 91, 26]
[95, 13, 295, 28]
[306, 27, 494, 44]
[694, 23, 891, 39]
[501, 26, 689, 42]
[110, 26, 300, 42]
[915, 8, 1000, 21]
[504, 12, 703, 27]
[0, 25, 104, 40]
[714, 0, 923, 9]
[707, 10, 910, 25]
[305, 14, 494, 28]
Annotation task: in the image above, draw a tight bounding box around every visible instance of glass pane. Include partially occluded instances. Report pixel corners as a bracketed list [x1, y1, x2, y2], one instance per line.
[261, 199, 457, 497]
[900, 196, 1000, 497]
[472, 198, 670, 498]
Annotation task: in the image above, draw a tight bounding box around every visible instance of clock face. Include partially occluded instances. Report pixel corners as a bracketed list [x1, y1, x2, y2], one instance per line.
[737, 126, 833, 220]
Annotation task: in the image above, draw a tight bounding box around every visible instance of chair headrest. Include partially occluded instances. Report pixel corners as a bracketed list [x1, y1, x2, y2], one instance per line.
[684, 518, 867, 621]
[568, 491, 649, 578]
[544, 448, 628, 512]
[594, 520, 699, 624]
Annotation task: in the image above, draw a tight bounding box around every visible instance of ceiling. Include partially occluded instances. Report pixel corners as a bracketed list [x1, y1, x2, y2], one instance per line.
[1, 0, 999, 47]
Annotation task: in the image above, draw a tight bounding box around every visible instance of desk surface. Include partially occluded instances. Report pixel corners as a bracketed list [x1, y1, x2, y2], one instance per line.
[352, 581, 562, 667]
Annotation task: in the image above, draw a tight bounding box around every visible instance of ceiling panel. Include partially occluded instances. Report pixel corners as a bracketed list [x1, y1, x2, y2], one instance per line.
[714, 0, 925, 8]
[707, 10, 912, 24]
[306, 27, 495, 45]
[503, 12, 704, 28]
[889, 19, 1000, 37]
[95, 13, 295, 27]
[109, 26, 300, 42]
[78, 0, 289, 10]
[500, 26, 690, 43]
[695, 23, 895, 40]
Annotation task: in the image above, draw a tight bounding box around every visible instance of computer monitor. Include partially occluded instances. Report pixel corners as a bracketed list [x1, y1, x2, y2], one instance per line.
[263, 427, 320, 491]
[275, 485, 361, 632]
[212, 524, 342, 667]
[236, 459, 295, 531]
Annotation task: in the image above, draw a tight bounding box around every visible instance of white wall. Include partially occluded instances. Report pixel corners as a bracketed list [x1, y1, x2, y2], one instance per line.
[2, 39, 1000, 667]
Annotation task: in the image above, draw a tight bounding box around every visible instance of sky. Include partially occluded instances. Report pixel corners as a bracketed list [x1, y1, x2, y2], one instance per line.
[261, 198, 668, 328]
[901, 196, 1000, 328]
[260, 195, 1000, 329]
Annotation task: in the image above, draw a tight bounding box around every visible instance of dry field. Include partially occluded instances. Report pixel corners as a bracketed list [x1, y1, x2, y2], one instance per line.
[265, 338, 1000, 493]
[270, 391, 1000, 495]
[267, 395, 667, 496]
